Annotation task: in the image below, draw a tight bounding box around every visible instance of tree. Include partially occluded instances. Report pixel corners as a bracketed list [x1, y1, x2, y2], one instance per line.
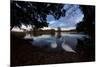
[76, 5, 95, 36]
[11, 1, 66, 29]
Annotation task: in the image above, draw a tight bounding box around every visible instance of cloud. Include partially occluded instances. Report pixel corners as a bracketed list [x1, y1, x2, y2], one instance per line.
[46, 4, 84, 29]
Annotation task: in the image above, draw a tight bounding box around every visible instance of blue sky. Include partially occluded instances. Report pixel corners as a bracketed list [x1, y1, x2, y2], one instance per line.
[12, 4, 84, 31]
[46, 4, 84, 29]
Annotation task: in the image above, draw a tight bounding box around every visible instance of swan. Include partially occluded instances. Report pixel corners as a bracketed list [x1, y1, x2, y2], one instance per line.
[62, 40, 76, 53]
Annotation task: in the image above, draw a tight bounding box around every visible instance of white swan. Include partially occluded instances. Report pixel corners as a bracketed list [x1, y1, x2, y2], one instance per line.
[62, 40, 76, 53]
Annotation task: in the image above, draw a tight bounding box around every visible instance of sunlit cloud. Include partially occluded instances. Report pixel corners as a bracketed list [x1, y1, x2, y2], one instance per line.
[46, 4, 84, 29]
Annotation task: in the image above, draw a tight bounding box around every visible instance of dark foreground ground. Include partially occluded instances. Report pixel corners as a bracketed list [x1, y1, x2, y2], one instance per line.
[11, 33, 95, 67]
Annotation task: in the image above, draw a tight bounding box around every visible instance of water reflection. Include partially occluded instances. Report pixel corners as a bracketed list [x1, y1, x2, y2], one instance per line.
[24, 32, 89, 53]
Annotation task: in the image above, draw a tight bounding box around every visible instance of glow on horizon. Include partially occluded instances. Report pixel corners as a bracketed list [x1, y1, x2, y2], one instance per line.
[41, 27, 76, 31]
[12, 27, 24, 32]
[12, 24, 32, 32]
[12, 26, 75, 32]
[12, 25, 76, 32]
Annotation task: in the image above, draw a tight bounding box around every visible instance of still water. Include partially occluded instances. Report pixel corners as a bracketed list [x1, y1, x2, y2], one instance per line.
[24, 32, 89, 53]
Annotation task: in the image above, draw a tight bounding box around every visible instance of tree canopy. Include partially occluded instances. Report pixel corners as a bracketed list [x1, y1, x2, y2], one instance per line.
[76, 5, 95, 36]
[11, 1, 66, 29]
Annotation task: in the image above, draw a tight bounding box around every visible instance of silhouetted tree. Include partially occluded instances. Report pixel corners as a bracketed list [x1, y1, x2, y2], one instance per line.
[11, 1, 66, 29]
[76, 5, 95, 37]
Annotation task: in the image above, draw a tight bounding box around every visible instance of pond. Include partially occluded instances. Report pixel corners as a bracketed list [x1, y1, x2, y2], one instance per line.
[24, 32, 89, 53]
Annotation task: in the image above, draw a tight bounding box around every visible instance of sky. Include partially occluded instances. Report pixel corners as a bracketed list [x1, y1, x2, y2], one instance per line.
[12, 4, 84, 31]
[46, 4, 84, 30]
